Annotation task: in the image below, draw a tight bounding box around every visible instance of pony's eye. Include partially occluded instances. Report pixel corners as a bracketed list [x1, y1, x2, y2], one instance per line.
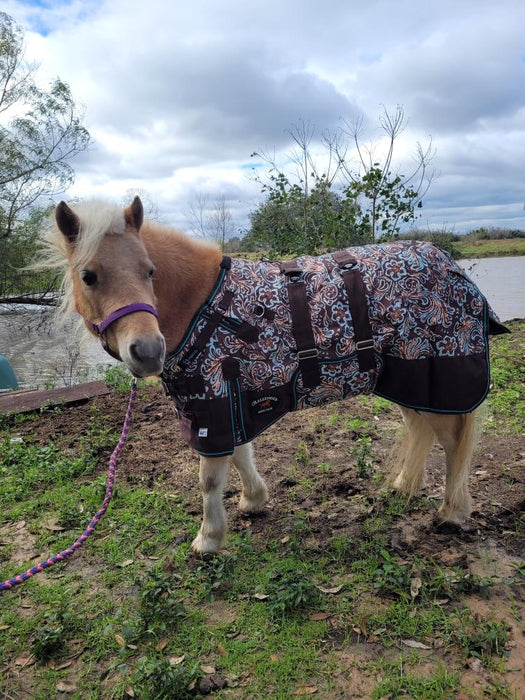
[147, 268, 155, 279]
[81, 269, 98, 287]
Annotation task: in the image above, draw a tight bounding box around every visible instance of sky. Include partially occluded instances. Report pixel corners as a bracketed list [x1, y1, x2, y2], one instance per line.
[4, 0, 525, 236]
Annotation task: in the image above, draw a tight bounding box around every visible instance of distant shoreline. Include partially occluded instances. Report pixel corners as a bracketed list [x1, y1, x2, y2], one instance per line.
[452, 238, 525, 259]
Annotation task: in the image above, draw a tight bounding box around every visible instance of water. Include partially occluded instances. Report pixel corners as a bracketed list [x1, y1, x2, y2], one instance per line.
[0, 307, 116, 389]
[1, 256, 523, 389]
[458, 256, 525, 322]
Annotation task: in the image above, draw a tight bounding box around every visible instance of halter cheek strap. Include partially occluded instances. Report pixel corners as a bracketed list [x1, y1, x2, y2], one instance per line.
[91, 303, 159, 360]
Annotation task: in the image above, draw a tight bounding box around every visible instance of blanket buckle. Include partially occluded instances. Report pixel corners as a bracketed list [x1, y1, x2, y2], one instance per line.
[356, 339, 374, 351]
[297, 348, 319, 360]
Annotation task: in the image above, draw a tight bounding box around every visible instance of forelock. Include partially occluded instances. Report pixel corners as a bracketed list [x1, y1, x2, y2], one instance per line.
[71, 200, 126, 269]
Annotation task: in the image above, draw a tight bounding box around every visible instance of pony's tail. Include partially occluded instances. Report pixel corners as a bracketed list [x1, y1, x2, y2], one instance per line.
[439, 409, 480, 520]
[388, 408, 435, 497]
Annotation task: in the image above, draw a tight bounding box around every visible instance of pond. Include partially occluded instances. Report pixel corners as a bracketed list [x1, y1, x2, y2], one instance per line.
[1, 256, 523, 389]
[458, 256, 525, 323]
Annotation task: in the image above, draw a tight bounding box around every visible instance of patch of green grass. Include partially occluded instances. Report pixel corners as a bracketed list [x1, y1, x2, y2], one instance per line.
[451, 609, 510, 661]
[128, 654, 203, 700]
[1, 376, 521, 700]
[102, 363, 134, 393]
[294, 441, 311, 467]
[350, 435, 375, 478]
[487, 321, 525, 433]
[31, 605, 79, 662]
[373, 662, 460, 699]
[453, 237, 525, 258]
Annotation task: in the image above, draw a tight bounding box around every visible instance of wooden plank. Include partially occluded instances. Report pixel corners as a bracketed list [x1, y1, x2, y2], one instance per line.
[0, 380, 110, 415]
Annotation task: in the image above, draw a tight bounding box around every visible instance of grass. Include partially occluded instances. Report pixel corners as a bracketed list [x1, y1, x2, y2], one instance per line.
[452, 237, 525, 259]
[0, 323, 523, 698]
[486, 321, 525, 433]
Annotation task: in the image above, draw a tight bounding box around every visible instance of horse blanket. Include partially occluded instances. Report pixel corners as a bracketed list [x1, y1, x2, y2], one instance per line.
[162, 240, 507, 456]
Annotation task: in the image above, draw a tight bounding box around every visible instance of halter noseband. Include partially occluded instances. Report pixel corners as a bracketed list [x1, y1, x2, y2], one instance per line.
[91, 303, 159, 360]
[91, 303, 159, 335]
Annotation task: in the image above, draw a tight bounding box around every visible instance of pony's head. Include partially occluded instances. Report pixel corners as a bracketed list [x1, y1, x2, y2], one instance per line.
[55, 196, 166, 377]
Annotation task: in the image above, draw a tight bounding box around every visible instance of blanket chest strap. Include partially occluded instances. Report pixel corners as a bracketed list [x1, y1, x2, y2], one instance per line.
[332, 251, 376, 372]
[280, 261, 321, 388]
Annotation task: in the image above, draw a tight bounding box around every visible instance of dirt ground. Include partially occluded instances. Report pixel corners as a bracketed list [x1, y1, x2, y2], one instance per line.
[6, 378, 525, 698]
[19, 382, 524, 557]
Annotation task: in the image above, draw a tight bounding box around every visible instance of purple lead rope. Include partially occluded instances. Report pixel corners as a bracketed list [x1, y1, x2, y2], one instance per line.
[0, 379, 137, 592]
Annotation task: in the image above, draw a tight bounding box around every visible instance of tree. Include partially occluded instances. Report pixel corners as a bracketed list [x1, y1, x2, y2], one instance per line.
[123, 188, 162, 222]
[337, 106, 434, 242]
[245, 108, 435, 254]
[187, 193, 235, 251]
[0, 12, 90, 241]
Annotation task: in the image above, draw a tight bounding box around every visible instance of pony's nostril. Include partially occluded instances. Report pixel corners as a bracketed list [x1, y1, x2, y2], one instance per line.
[129, 338, 165, 368]
[129, 343, 142, 363]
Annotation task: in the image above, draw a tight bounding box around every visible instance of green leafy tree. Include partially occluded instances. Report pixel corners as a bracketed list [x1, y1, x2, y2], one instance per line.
[338, 107, 433, 242]
[244, 108, 434, 254]
[343, 165, 422, 243]
[0, 12, 90, 299]
[0, 12, 90, 238]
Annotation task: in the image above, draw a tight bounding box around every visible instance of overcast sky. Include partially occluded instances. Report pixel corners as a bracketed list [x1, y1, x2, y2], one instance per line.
[5, 0, 525, 235]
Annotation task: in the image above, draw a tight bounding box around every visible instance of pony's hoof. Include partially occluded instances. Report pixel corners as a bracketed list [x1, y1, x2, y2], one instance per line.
[238, 486, 269, 514]
[432, 515, 476, 537]
[191, 532, 223, 555]
[433, 519, 463, 535]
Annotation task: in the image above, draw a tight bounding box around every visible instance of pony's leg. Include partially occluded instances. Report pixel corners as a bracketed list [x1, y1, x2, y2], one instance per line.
[192, 454, 230, 554]
[232, 442, 269, 513]
[421, 412, 476, 524]
[390, 406, 435, 496]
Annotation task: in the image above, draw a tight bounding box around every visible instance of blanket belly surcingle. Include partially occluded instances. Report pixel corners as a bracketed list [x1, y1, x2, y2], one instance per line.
[162, 240, 508, 456]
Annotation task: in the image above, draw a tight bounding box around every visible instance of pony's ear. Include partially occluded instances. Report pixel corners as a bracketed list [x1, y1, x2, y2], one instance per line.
[124, 196, 144, 232]
[56, 201, 80, 244]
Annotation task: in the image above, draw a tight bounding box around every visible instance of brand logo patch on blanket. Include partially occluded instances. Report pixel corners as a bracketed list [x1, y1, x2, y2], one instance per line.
[251, 395, 280, 415]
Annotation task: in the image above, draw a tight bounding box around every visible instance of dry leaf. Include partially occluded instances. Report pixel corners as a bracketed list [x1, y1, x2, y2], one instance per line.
[155, 637, 169, 651]
[468, 658, 483, 674]
[14, 653, 36, 668]
[310, 612, 331, 621]
[169, 655, 185, 665]
[316, 584, 343, 594]
[281, 535, 290, 544]
[359, 615, 370, 636]
[48, 660, 73, 671]
[56, 680, 77, 693]
[201, 665, 216, 674]
[0, 624, 10, 631]
[114, 634, 126, 647]
[253, 593, 269, 600]
[125, 686, 135, 698]
[118, 559, 134, 568]
[401, 639, 431, 649]
[292, 684, 318, 695]
[44, 520, 66, 531]
[270, 654, 280, 664]
[410, 577, 422, 600]
[217, 643, 227, 656]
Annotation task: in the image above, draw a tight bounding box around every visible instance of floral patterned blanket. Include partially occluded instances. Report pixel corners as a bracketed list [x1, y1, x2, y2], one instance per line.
[162, 241, 507, 456]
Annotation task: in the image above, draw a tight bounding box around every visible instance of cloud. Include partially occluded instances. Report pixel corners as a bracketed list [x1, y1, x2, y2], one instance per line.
[5, 0, 525, 233]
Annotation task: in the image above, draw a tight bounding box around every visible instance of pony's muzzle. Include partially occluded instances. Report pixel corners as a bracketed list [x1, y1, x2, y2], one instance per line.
[126, 335, 166, 377]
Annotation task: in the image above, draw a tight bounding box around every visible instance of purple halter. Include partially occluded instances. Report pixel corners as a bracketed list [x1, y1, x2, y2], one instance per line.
[91, 303, 159, 360]
[91, 303, 159, 336]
